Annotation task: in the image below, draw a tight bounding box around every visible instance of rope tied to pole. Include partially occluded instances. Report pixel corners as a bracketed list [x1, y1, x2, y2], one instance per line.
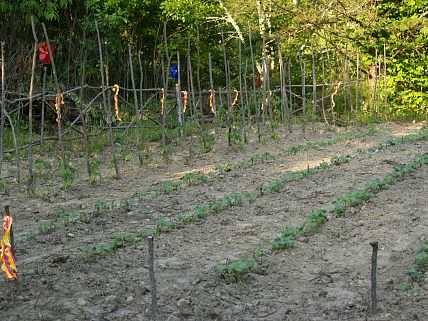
[112, 84, 122, 122]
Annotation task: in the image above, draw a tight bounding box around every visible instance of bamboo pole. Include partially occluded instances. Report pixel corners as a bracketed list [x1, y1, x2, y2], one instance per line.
[28, 16, 38, 191]
[325, 37, 335, 125]
[186, 36, 195, 156]
[138, 51, 144, 111]
[311, 38, 317, 115]
[221, 31, 232, 146]
[383, 43, 387, 113]
[162, 22, 171, 148]
[195, 25, 203, 120]
[266, 57, 274, 134]
[78, 31, 91, 181]
[356, 52, 360, 122]
[243, 59, 250, 134]
[248, 23, 261, 142]
[41, 23, 66, 164]
[41, 67, 47, 147]
[148, 236, 158, 320]
[276, 33, 285, 124]
[372, 49, 378, 121]
[208, 52, 216, 115]
[238, 40, 246, 143]
[4, 110, 20, 184]
[95, 21, 119, 178]
[0, 42, 6, 180]
[176, 51, 184, 137]
[286, 56, 293, 132]
[321, 51, 328, 125]
[128, 44, 143, 164]
[377, 53, 382, 121]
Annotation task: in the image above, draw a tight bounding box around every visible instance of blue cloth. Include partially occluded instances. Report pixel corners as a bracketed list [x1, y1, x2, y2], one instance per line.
[169, 65, 178, 81]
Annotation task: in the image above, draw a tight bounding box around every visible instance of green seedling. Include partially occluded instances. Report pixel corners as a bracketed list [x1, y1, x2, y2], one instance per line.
[59, 159, 76, 189]
[57, 210, 78, 223]
[34, 159, 53, 180]
[155, 181, 181, 195]
[94, 200, 108, 212]
[217, 259, 257, 281]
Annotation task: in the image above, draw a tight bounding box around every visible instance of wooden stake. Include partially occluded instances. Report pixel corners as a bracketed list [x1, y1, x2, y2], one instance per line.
[28, 17, 38, 191]
[287, 58, 293, 132]
[41, 23, 66, 165]
[95, 21, 119, 178]
[276, 33, 285, 124]
[370, 242, 378, 315]
[356, 52, 360, 122]
[41, 67, 47, 147]
[383, 43, 387, 113]
[248, 23, 261, 142]
[0, 42, 5, 180]
[311, 38, 317, 114]
[321, 51, 328, 124]
[238, 40, 246, 143]
[128, 44, 144, 164]
[148, 236, 158, 320]
[176, 51, 184, 137]
[298, 48, 306, 125]
[78, 31, 91, 181]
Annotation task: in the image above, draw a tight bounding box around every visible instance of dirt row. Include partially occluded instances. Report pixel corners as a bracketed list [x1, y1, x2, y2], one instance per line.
[1, 123, 409, 228]
[0, 123, 426, 320]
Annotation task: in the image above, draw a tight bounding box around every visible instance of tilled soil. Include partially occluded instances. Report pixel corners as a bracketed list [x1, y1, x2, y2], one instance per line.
[0, 122, 427, 321]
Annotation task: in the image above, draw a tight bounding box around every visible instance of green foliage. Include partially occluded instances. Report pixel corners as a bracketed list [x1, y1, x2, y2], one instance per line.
[57, 210, 78, 223]
[34, 159, 53, 180]
[0, 0, 72, 21]
[59, 159, 76, 189]
[180, 172, 209, 186]
[217, 259, 257, 281]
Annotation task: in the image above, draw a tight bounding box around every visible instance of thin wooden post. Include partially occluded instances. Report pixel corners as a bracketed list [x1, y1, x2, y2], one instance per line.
[221, 31, 232, 146]
[243, 59, 250, 132]
[95, 21, 119, 178]
[5, 206, 13, 246]
[0, 42, 5, 180]
[40, 67, 47, 147]
[248, 23, 261, 142]
[311, 38, 317, 114]
[138, 51, 144, 111]
[286, 57, 293, 132]
[28, 17, 38, 191]
[298, 49, 306, 118]
[276, 33, 285, 124]
[238, 40, 247, 143]
[325, 36, 335, 125]
[41, 23, 66, 165]
[321, 51, 328, 124]
[186, 36, 195, 156]
[370, 242, 379, 315]
[78, 31, 91, 180]
[175, 52, 184, 137]
[377, 53, 382, 121]
[128, 45, 143, 164]
[208, 52, 216, 115]
[147, 236, 158, 320]
[383, 43, 387, 114]
[356, 52, 360, 122]
[372, 49, 378, 121]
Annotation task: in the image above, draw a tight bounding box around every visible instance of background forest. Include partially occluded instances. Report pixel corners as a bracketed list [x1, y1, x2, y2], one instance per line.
[1, 0, 427, 117]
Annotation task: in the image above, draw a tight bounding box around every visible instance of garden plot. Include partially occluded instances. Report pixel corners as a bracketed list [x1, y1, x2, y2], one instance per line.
[0, 122, 427, 321]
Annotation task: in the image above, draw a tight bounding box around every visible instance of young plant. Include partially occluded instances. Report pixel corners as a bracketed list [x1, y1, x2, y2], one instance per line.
[59, 158, 76, 189]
